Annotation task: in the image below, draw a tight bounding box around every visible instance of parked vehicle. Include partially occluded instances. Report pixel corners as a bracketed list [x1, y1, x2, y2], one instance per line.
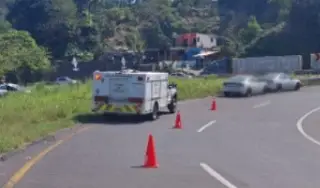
[0, 87, 7, 97]
[0, 83, 30, 96]
[55, 76, 77, 85]
[223, 75, 268, 97]
[259, 73, 302, 92]
[170, 72, 192, 78]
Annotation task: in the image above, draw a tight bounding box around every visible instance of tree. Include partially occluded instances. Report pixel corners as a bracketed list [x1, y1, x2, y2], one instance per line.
[240, 16, 263, 43]
[7, 0, 78, 58]
[0, 30, 51, 83]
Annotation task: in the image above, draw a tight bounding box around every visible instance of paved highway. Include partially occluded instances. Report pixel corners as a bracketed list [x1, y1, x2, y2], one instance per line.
[2, 87, 320, 188]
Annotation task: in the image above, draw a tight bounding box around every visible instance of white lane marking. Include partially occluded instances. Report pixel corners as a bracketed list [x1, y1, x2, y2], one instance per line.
[253, 100, 270, 109]
[197, 120, 216, 133]
[200, 163, 237, 188]
[296, 106, 320, 146]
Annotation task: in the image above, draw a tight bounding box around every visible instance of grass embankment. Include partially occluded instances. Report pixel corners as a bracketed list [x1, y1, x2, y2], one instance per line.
[0, 76, 224, 153]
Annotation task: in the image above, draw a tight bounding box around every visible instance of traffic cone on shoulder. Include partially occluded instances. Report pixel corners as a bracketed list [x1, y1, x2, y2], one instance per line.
[143, 134, 158, 168]
[211, 98, 216, 111]
[173, 111, 182, 129]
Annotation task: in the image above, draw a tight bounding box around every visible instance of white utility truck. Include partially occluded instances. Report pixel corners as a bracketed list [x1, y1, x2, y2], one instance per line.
[92, 69, 178, 120]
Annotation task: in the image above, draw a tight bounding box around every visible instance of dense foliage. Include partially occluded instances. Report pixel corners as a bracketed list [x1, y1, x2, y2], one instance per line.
[0, 0, 319, 81]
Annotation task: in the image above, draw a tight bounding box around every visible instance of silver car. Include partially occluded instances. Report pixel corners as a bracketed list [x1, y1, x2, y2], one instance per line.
[55, 76, 77, 85]
[223, 75, 268, 97]
[259, 73, 301, 92]
[0, 83, 31, 94]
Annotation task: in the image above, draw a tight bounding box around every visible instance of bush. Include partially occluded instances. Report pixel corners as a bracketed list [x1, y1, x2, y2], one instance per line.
[0, 77, 224, 153]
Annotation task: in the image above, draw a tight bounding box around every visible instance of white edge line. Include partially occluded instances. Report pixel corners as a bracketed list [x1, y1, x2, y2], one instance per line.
[296, 106, 320, 146]
[200, 163, 237, 188]
[197, 120, 216, 133]
[253, 101, 270, 109]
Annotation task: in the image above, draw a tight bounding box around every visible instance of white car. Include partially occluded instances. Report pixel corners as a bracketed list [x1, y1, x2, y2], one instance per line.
[259, 73, 301, 92]
[170, 72, 192, 79]
[223, 75, 268, 97]
[55, 77, 77, 85]
[0, 83, 30, 96]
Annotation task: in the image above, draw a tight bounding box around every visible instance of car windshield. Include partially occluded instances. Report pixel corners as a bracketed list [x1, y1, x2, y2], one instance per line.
[0, 85, 6, 90]
[262, 73, 280, 80]
[227, 75, 249, 82]
[58, 77, 70, 81]
[7, 84, 22, 91]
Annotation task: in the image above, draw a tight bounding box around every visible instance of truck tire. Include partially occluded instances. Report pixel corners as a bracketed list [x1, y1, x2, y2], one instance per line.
[149, 102, 159, 121]
[224, 92, 230, 97]
[168, 95, 177, 113]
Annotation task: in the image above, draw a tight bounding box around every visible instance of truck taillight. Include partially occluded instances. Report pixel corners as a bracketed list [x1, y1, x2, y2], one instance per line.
[95, 74, 102, 80]
[94, 96, 108, 102]
[128, 97, 143, 103]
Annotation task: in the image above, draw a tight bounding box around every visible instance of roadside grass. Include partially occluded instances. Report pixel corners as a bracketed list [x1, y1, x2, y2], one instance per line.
[170, 75, 224, 100]
[0, 76, 224, 153]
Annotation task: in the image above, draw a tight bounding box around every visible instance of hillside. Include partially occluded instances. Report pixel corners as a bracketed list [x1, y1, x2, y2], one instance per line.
[0, 0, 319, 82]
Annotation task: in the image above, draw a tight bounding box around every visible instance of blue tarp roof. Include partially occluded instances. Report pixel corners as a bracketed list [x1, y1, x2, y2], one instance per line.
[183, 48, 202, 60]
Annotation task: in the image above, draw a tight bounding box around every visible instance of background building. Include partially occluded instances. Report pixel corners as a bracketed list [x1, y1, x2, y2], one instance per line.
[175, 33, 218, 49]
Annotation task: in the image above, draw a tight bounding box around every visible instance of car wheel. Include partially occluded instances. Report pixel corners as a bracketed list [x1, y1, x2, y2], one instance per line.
[276, 84, 282, 92]
[224, 92, 230, 97]
[244, 88, 252, 97]
[263, 86, 268, 94]
[294, 83, 301, 91]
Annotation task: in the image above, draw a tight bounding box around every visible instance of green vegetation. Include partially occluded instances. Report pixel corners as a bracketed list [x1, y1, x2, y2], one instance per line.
[0, 77, 224, 153]
[0, 0, 319, 68]
[0, 83, 90, 153]
[0, 0, 318, 81]
[170, 76, 224, 100]
[0, 30, 51, 83]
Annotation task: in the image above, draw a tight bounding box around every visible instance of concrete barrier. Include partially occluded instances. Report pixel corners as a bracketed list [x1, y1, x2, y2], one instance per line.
[300, 77, 320, 86]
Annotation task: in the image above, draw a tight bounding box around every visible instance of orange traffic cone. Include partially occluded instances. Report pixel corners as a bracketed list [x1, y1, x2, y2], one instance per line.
[143, 134, 158, 168]
[173, 111, 182, 129]
[211, 98, 216, 111]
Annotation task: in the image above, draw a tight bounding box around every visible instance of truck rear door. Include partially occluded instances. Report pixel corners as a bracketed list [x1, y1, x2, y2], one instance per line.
[109, 74, 146, 113]
[109, 75, 131, 100]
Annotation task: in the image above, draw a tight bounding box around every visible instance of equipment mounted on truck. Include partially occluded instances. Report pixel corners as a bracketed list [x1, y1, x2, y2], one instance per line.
[92, 69, 177, 120]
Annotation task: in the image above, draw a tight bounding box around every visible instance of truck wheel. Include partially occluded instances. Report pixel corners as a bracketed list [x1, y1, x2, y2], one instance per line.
[224, 92, 230, 97]
[149, 103, 159, 120]
[168, 96, 177, 113]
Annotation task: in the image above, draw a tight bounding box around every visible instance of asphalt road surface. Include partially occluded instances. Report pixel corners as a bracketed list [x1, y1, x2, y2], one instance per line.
[2, 86, 320, 188]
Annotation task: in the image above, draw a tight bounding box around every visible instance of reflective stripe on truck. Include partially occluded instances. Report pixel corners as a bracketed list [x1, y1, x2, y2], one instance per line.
[99, 104, 138, 113]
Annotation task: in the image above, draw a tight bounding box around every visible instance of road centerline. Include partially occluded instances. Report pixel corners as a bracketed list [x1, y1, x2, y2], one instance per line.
[200, 163, 238, 188]
[253, 100, 270, 109]
[197, 120, 216, 133]
[1, 126, 92, 188]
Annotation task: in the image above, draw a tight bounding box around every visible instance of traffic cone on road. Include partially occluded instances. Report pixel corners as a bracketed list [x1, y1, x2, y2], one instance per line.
[173, 111, 182, 129]
[143, 134, 158, 168]
[211, 98, 216, 111]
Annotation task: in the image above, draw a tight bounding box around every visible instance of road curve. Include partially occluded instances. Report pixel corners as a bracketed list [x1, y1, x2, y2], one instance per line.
[2, 87, 320, 188]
